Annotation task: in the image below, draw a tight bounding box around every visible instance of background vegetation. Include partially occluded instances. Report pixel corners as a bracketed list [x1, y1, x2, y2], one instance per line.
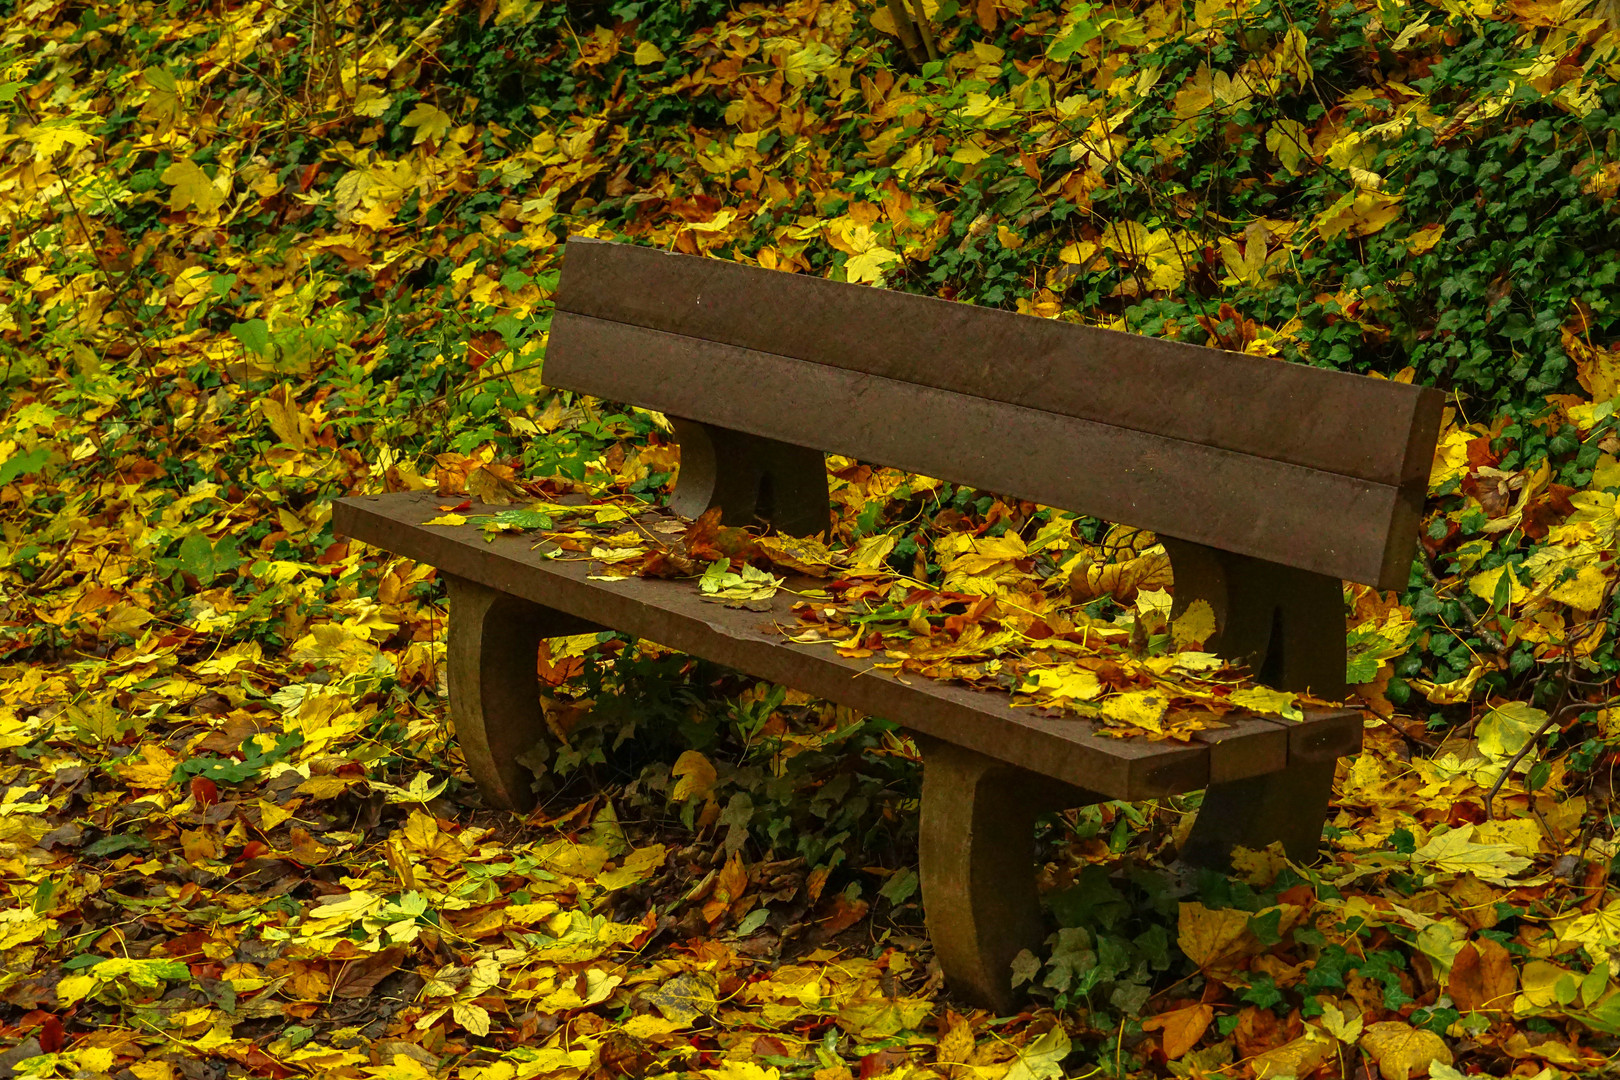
[3, 0, 1620, 1077]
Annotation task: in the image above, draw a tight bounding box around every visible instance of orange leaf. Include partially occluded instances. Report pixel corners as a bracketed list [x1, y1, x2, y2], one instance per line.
[1142, 1003, 1213, 1060]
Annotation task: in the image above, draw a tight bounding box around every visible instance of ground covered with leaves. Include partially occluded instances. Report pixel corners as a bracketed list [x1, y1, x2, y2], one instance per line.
[4, 0, 1620, 1077]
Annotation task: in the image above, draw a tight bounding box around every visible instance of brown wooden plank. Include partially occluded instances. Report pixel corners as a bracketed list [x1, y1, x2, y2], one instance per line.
[330, 490, 1324, 801]
[546, 312, 1417, 588]
[552, 237, 1444, 490]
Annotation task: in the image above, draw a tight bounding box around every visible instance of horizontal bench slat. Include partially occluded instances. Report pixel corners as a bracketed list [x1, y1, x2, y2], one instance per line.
[553, 238, 1443, 491]
[547, 312, 1422, 589]
[334, 491, 1360, 801]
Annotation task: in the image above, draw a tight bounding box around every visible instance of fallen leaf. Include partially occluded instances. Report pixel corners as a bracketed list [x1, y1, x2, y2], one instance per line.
[1360, 1021, 1453, 1080]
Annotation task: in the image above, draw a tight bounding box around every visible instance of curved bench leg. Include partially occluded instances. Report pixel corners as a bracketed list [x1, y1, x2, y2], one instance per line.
[445, 575, 599, 812]
[668, 417, 829, 537]
[1163, 539, 1349, 869]
[1178, 760, 1339, 867]
[919, 739, 1098, 1013]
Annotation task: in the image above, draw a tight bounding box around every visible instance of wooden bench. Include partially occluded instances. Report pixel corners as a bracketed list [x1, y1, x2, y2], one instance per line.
[333, 236, 1443, 1012]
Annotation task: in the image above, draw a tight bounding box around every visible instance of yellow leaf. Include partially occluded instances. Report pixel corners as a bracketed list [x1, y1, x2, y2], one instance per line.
[671, 750, 717, 803]
[1360, 1021, 1453, 1080]
[297, 774, 358, 799]
[1467, 564, 1527, 606]
[1025, 665, 1103, 703]
[1252, 1035, 1332, 1080]
[1407, 224, 1445, 254]
[1060, 240, 1097, 265]
[1177, 902, 1254, 976]
[261, 389, 313, 448]
[634, 41, 667, 65]
[162, 158, 229, 215]
[1549, 562, 1609, 611]
[1267, 118, 1310, 174]
[401, 103, 453, 145]
[1566, 326, 1620, 403]
[1172, 599, 1217, 649]
[1227, 685, 1304, 721]
[56, 973, 98, 1007]
[1429, 428, 1473, 488]
[1557, 898, 1620, 956]
[1476, 701, 1545, 762]
[996, 224, 1025, 250]
[1410, 824, 1532, 884]
[423, 513, 467, 527]
[26, 118, 95, 159]
[1004, 1026, 1071, 1080]
[116, 744, 179, 789]
[1319, 1000, 1364, 1043]
[849, 533, 897, 570]
[706, 1063, 780, 1080]
[1101, 689, 1167, 732]
[453, 1001, 492, 1036]
[845, 244, 901, 284]
[259, 799, 295, 831]
[1317, 190, 1402, 241]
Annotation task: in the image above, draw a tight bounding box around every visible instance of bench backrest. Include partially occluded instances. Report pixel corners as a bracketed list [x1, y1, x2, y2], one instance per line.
[547, 237, 1443, 591]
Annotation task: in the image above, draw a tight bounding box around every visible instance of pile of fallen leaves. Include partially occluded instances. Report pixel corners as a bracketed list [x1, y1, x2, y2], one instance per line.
[4, 0, 1620, 1076]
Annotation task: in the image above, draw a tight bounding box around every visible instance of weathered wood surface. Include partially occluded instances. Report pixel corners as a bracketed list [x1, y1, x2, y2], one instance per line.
[548, 237, 1444, 590]
[333, 490, 1362, 804]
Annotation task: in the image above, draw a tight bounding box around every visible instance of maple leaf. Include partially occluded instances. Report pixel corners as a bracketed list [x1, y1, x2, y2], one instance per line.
[1142, 1003, 1213, 1059]
[1359, 1021, 1453, 1080]
[162, 157, 229, 214]
[1003, 1026, 1071, 1080]
[1410, 824, 1533, 884]
[400, 102, 453, 145]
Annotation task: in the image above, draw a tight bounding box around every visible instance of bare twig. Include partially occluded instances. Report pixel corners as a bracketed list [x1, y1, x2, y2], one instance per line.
[885, 0, 927, 67]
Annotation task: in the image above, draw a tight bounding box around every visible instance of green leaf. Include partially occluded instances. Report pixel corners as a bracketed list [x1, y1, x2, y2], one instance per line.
[1046, 6, 1098, 62]
[0, 447, 48, 484]
[879, 867, 919, 906]
[229, 318, 273, 357]
[178, 532, 217, 584]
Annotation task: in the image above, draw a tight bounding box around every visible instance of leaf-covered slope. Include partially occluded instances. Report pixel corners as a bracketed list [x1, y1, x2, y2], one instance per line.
[3, 0, 1620, 1077]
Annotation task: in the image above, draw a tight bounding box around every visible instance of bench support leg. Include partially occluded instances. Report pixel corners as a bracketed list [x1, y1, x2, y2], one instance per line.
[919, 738, 1097, 1013]
[446, 575, 600, 812]
[1162, 540, 1350, 869]
[669, 417, 830, 538]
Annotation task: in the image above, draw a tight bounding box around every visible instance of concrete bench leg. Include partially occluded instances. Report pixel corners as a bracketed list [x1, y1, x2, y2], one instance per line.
[1178, 759, 1338, 867]
[918, 738, 1097, 1013]
[445, 576, 600, 812]
[1162, 539, 1350, 870]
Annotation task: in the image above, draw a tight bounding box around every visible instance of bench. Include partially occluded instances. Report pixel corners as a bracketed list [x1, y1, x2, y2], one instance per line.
[332, 236, 1443, 1012]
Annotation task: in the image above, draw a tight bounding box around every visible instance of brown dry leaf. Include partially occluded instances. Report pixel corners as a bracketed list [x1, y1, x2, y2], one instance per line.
[332, 946, 408, 998]
[1360, 1021, 1453, 1080]
[180, 828, 218, 863]
[1142, 1003, 1213, 1060]
[702, 850, 749, 927]
[1448, 938, 1516, 1014]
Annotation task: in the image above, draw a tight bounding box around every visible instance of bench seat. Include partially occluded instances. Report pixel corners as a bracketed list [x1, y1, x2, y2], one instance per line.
[337, 489, 1362, 803]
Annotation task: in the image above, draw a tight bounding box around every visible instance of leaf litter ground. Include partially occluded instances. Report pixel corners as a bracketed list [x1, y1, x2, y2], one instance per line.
[4, 0, 1620, 1077]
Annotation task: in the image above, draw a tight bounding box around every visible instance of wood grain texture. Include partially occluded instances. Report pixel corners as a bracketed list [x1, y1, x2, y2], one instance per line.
[553, 237, 1444, 488]
[547, 311, 1419, 588]
[334, 492, 1361, 800]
